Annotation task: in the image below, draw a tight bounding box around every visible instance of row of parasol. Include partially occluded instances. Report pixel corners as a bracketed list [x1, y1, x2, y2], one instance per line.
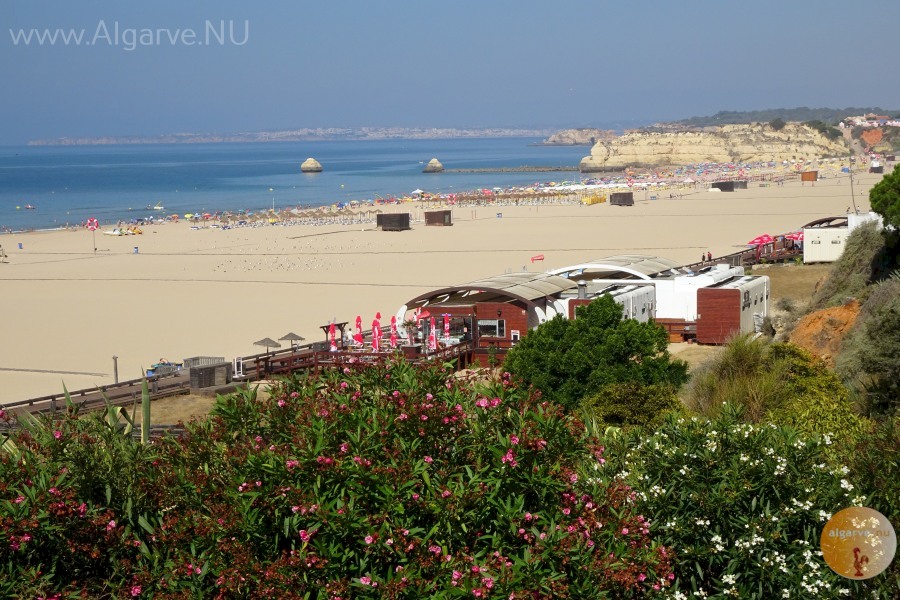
[328, 310, 453, 352]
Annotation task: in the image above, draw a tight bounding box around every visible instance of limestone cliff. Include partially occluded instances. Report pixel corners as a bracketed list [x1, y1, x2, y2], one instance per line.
[579, 123, 849, 172]
[543, 128, 617, 146]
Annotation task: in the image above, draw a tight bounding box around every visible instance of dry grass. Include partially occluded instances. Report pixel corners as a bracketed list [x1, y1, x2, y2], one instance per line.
[750, 263, 832, 306]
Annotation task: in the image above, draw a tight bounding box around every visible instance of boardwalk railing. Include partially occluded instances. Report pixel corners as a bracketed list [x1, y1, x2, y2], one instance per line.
[1, 370, 189, 415]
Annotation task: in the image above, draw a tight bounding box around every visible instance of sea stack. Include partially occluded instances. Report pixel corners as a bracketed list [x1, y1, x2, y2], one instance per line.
[300, 157, 323, 173]
[422, 158, 444, 173]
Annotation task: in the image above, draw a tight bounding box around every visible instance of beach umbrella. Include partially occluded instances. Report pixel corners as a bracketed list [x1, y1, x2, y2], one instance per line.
[254, 337, 281, 353]
[747, 234, 774, 246]
[354, 315, 364, 345]
[329, 322, 337, 352]
[390, 315, 398, 349]
[279, 332, 305, 349]
[443, 313, 451, 341]
[428, 317, 438, 351]
[785, 231, 804, 241]
[372, 313, 382, 352]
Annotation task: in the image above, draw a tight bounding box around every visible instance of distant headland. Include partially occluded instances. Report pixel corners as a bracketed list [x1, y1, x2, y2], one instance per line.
[27, 127, 557, 146]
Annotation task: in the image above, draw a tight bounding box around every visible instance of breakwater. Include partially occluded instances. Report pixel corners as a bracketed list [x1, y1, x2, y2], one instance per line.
[444, 166, 579, 173]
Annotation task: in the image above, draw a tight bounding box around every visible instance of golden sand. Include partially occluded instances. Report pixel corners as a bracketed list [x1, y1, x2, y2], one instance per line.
[0, 172, 881, 402]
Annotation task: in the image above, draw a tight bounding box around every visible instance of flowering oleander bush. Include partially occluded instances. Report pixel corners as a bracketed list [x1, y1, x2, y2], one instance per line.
[598, 404, 894, 599]
[0, 361, 673, 598]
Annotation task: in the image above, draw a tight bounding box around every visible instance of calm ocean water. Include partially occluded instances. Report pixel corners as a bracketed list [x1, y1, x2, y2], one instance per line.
[0, 138, 588, 231]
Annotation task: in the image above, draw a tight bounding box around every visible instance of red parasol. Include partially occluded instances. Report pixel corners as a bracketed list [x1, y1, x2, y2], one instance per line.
[428, 317, 437, 351]
[390, 315, 398, 348]
[372, 314, 381, 352]
[354, 315, 364, 345]
[329, 322, 337, 352]
[747, 234, 774, 246]
[785, 231, 804, 241]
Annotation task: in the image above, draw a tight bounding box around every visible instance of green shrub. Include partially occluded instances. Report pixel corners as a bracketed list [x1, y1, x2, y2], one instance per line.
[579, 382, 682, 429]
[598, 405, 889, 599]
[769, 117, 787, 131]
[684, 337, 868, 450]
[810, 221, 892, 310]
[836, 276, 900, 417]
[504, 296, 688, 411]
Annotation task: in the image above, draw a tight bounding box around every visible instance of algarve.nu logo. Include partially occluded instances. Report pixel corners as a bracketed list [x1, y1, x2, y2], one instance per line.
[821, 507, 896, 579]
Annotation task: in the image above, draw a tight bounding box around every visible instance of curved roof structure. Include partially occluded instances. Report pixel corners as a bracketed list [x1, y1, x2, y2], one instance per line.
[405, 271, 578, 310]
[801, 216, 848, 229]
[549, 254, 683, 280]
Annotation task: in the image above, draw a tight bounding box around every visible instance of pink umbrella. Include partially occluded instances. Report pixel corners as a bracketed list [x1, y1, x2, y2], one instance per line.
[785, 231, 804, 241]
[428, 316, 437, 351]
[354, 315, 364, 345]
[747, 234, 774, 246]
[443, 313, 451, 341]
[372, 313, 381, 352]
[390, 315, 398, 348]
[329, 322, 337, 352]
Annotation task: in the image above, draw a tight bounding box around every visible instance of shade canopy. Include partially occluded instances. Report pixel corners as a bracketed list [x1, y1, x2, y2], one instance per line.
[279, 332, 305, 342]
[253, 337, 281, 351]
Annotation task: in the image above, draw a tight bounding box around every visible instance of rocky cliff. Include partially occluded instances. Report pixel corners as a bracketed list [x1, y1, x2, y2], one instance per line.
[579, 123, 849, 172]
[543, 128, 616, 146]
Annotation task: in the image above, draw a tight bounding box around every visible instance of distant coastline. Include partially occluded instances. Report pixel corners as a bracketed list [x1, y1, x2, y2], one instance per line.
[27, 127, 556, 147]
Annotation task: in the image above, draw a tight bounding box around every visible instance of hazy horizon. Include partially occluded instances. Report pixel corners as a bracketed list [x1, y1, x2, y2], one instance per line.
[3, 0, 899, 146]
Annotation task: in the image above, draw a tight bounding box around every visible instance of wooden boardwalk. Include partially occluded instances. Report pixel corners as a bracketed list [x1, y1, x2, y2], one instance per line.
[3, 341, 477, 421]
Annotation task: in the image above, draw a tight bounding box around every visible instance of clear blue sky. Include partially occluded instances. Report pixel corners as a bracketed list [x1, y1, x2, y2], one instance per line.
[2, 0, 898, 145]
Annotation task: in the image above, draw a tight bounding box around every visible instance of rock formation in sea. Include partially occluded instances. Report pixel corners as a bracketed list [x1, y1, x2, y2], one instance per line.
[423, 158, 444, 173]
[578, 123, 849, 172]
[300, 157, 323, 172]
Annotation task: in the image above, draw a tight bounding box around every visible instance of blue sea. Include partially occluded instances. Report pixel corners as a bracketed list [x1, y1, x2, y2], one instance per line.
[0, 138, 589, 231]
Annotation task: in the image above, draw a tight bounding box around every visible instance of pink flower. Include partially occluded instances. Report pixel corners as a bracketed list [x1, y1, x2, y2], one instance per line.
[130, 585, 142, 597]
[106, 520, 116, 531]
[428, 544, 441, 554]
[638, 573, 647, 582]
[398, 413, 408, 421]
[277, 399, 286, 407]
[339, 443, 349, 453]
[53, 430, 62, 440]
[365, 535, 374, 544]
[420, 414, 428, 421]
[340, 381, 348, 389]
[441, 489, 451, 498]
[621, 527, 629, 535]
[424, 456, 433, 464]
[482, 577, 494, 589]
[299, 530, 311, 543]
[13, 496, 24, 504]
[510, 435, 519, 445]
[359, 576, 372, 586]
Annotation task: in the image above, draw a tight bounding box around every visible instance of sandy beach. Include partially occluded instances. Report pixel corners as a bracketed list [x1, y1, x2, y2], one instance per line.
[0, 171, 882, 402]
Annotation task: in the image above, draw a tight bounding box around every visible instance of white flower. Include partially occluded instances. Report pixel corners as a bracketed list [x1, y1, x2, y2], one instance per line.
[722, 573, 737, 585]
[840, 479, 854, 492]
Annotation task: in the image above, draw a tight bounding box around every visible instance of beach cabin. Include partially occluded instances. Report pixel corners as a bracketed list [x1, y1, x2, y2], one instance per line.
[424, 210, 453, 226]
[801, 171, 818, 183]
[695, 276, 769, 344]
[710, 181, 736, 192]
[376, 213, 411, 231]
[733, 180, 749, 189]
[609, 192, 634, 206]
[802, 213, 883, 263]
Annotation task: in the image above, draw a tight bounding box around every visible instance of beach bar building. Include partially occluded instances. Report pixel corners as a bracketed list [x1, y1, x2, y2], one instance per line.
[424, 210, 453, 226]
[376, 213, 411, 231]
[397, 256, 770, 361]
[609, 192, 634, 206]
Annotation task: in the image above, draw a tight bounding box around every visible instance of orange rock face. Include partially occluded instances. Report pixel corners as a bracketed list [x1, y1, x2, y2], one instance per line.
[860, 128, 883, 147]
[788, 300, 860, 367]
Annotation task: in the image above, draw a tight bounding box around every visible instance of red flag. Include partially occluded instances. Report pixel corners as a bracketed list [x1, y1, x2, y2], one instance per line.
[329, 322, 337, 352]
[428, 317, 437, 351]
